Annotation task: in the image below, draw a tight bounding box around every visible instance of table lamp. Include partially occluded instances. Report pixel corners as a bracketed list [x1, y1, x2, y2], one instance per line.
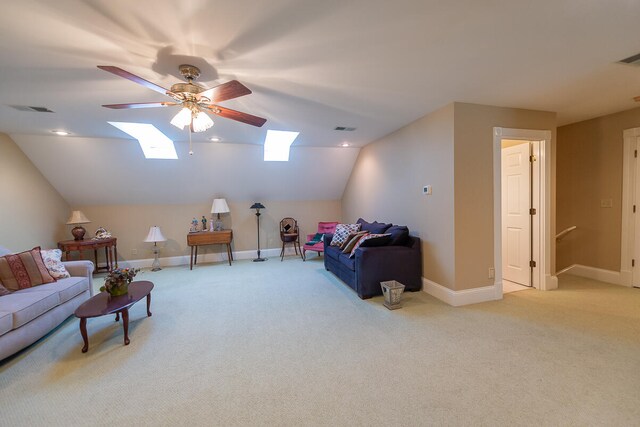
[250, 203, 266, 262]
[144, 226, 167, 271]
[66, 210, 91, 240]
[211, 198, 230, 231]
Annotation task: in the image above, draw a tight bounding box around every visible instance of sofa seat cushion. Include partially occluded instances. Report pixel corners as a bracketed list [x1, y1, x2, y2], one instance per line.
[0, 289, 59, 329]
[0, 311, 12, 336]
[338, 254, 356, 271]
[17, 277, 87, 304]
[324, 245, 342, 261]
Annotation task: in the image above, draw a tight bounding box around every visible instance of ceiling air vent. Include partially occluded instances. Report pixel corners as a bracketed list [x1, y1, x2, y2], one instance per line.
[619, 52, 640, 66]
[9, 105, 54, 113]
[335, 126, 356, 131]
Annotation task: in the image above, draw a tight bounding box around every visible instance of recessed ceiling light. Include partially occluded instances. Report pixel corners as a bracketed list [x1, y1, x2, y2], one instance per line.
[51, 130, 70, 136]
[340, 142, 350, 147]
[209, 137, 221, 142]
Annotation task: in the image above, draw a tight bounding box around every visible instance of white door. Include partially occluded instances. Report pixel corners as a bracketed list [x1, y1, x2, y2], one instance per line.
[502, 142, 531, 286]
[633, 136, 640, 287]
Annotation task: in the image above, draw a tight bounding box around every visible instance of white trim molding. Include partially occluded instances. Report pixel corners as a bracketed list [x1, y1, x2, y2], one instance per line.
[422, 278, 502, 307]
[556, 264, 628, 287]
[493, 127, 557, 292]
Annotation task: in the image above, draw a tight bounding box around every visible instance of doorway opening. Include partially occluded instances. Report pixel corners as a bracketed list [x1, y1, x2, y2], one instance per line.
[619, 127, 640, 288]
[493, 127, 556, 296]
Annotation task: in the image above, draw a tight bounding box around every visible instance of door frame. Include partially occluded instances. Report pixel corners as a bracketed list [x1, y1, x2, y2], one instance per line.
[493, 127, 556, 295]
[620, 127, 640, 287]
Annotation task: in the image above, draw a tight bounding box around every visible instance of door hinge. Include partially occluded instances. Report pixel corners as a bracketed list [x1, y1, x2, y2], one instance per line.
[633, 259, 635, 267]
[529, 154, 537, 162]
[634, 205, 636, 213]
[529, 208, 537, 215]
[635, 150, 637, 158]
[530, 260, 537, 268]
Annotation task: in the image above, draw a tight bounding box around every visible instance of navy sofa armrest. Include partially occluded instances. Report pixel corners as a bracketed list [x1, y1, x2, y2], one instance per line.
[354, 236, 422, 298]
[323, 233, 334, 248]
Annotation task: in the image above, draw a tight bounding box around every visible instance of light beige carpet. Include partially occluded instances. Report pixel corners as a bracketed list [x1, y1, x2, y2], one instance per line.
[1, 259, 639, 426]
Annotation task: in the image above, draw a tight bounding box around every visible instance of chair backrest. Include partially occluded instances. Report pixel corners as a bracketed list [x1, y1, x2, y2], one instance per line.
[280, 217, 298, 234]
[317, 221, 339, 234]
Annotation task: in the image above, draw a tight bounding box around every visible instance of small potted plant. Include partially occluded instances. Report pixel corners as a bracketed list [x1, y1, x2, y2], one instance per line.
[101, 268, 140, 297]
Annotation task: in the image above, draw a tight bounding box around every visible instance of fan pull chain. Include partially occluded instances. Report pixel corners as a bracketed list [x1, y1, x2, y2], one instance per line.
[188, 125, 193, 156]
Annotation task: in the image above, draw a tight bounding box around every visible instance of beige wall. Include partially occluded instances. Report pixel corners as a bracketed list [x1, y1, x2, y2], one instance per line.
[342, 102, 557, 292]
[76, 200, 341, 263]
[453, 103, 557, 290]
[556, 106, 640, 271]
[0, 133, 70, 251]
[343, 104, 456, 287]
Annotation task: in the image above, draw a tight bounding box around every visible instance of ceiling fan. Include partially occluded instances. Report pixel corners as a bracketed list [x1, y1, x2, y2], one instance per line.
[97, 64, 266, 131]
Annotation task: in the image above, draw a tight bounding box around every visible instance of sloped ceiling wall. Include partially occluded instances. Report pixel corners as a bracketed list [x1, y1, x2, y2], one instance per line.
[12, 134, 360, 205]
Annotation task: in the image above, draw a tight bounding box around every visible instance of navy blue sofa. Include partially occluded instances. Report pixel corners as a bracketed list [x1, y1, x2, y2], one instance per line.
[323, 220, 422, 299]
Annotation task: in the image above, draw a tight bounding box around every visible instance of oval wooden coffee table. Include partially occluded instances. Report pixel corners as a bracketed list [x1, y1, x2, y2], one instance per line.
[74, 280, 153, 353]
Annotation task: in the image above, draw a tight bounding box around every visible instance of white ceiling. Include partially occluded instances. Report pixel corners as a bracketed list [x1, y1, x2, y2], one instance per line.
[2, 1, 640, 203]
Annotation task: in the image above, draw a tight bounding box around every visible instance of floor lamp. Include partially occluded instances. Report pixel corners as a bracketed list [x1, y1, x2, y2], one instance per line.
[250, 203, 266, 262]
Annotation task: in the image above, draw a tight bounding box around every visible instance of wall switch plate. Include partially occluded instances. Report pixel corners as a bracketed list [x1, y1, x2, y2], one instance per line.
[600, 198, 613, 208]
[488, 267, 495, 279]
[131, 249, 138, 255]
[423, 185, 432, 195]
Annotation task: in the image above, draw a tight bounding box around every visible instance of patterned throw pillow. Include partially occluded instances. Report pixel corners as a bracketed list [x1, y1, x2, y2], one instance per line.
[0, 283, 10, 296]
[341, 231, 369, 253]
[330, 223, 361, 247]
[349, 234, 392, 258]
[41, 249, 71, 279]
[0, 247, 56, 291]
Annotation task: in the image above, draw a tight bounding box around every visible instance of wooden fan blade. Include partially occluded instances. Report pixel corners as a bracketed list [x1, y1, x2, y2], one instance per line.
[197, 80, 252, 103]
[102, 102, 178, 109]
[98, 66, 170, 96]
[207, 105, 266, 127]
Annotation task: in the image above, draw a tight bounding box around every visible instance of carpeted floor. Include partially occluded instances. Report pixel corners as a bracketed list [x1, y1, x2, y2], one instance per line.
[1, 258, 639, 426]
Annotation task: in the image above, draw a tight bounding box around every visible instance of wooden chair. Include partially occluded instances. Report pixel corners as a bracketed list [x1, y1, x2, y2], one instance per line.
[279, 217, 302, 261]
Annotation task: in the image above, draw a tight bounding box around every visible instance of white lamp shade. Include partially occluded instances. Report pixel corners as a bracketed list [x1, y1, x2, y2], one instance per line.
[66, 210, 90, 225]
[170, 107, 191, 130]
[144, 226, 167, 243]
[192, 111, 213, 132]
[211, 198, 230, 214]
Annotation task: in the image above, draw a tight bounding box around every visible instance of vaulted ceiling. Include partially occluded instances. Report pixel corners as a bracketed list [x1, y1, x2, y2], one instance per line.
[1, 1, 639, 204]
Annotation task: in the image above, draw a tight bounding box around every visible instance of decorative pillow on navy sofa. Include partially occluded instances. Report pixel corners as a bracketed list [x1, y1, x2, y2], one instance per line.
[349, 233, 391, 258]
[356, 218, 392, 234]
[330, 223, 361, 247]
[386, 225, 410, 246]
[341, 231, 369, 253]
[358, 233, 392, 248]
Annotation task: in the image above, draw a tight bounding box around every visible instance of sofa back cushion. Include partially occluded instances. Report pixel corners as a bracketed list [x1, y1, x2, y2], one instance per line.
[356, 218, 392, 234]
[386, 225, 410, 246]
[0, 247, 56, 291]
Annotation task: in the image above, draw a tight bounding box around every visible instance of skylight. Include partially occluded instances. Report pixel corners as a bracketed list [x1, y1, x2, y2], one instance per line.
[263, 130, 299, 161]
[108, 122, 178, 159]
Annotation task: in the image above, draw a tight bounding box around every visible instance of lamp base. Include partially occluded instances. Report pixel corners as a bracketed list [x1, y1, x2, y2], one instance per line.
[253, 258, 266, 262]
[151, 247, 161, 271]
[71, 226, 86, 241]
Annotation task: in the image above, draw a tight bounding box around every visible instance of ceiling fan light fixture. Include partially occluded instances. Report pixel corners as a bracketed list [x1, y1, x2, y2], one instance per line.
[170, 107, 192, 130]
[192, 111, 213, 132]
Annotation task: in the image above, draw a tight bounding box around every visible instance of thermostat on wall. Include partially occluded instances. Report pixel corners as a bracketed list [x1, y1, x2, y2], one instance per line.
[423, 185, 432, 195]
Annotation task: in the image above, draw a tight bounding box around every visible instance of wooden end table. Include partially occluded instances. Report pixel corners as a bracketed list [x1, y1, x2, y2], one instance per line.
[58, 237, 118, 273]
[74, 280, 153, 353]
[187, 230, 233, 269]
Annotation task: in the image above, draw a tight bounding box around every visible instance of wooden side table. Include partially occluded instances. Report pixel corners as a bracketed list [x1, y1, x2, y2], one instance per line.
[58, 237, 118, 273]
[187, 230, 233, 269]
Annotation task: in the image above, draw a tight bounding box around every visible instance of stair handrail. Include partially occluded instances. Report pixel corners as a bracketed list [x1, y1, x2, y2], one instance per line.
[556, 225, 577, 241]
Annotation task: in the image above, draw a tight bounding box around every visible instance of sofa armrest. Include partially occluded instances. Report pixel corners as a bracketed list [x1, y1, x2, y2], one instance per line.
[323, 233, 334, 248]
[63, 260, 95, 296]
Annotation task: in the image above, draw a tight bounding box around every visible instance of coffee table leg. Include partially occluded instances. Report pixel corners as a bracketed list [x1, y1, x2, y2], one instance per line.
[146, 293, 152, 317]
[79, 318, 89, 353]
[115, 312, 120, 322]
[121, 309, 130, 346]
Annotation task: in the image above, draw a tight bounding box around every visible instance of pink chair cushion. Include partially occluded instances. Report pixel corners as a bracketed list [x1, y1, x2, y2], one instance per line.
[303, 222, 339, 252]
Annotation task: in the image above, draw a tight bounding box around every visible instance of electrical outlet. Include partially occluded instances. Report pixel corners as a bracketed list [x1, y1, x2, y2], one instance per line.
[600, 199, 613, 208]
[131, 249, 138, 255]
[488, 267, 495, 279]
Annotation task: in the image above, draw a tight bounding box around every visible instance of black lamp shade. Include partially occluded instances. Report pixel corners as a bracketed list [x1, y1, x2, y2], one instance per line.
[250, 202, 265, 210]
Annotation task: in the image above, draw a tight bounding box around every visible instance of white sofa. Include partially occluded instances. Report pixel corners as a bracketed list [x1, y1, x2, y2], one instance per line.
[0, 247, 94, 361]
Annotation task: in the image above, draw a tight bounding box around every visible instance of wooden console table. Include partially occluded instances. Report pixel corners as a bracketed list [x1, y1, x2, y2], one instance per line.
[187, 230, 233, 269]
[58, 237, 118, 273]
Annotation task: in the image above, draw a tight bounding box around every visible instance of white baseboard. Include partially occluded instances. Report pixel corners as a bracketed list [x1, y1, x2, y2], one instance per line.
[422, 277, 501, 307]
[556, 264, 631, 287]
[116, 246, 302, 270]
